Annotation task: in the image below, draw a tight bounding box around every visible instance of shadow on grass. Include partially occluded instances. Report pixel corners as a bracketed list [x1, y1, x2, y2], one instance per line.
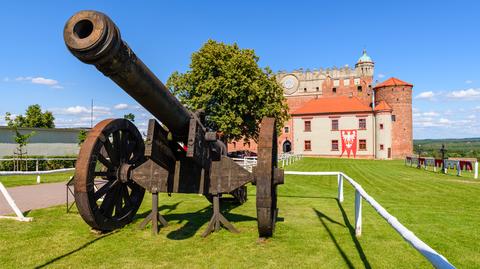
[34, 231, 117, 269]
[136, 199, 256, 240]
[336, 200, 372, 269]
[313, 208, 355, 269]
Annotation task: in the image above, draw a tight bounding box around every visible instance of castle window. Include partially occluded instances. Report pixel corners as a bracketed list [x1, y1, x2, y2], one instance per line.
[331, 140, 339, 151]
[304, 140, 311, 151]
[359, 139, 367, 150]
[379, 123, 384, 130]
[344, 79, 350, 86]
[357, 86, 363, 92]
[333, 80, 340, 87]
[304, 88, 307, 92]
[359, 118, 366, 130]
[331, 119, 339, 131]
[284, 126, 289, 133]
[380, 144, 384, 150]
[354, 78, 361, 85]
[316, 87, 319, 91]
[232, 142, 236, 149]
[332, 87, 337, 93]
[304, 121, 311, 132]
[392, 115, 396, 122]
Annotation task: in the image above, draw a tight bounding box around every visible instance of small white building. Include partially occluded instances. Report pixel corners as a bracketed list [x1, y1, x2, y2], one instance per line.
[0, 126, 86, 157]
[291, 96, 393, 159]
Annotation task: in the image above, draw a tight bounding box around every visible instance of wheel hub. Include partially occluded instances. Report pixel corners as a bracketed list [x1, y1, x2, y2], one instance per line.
[117, 163, 132, 183]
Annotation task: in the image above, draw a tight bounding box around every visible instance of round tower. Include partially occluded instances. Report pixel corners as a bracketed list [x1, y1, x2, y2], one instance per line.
[374, 78, 413, 158]
[355, 49, 375, 78]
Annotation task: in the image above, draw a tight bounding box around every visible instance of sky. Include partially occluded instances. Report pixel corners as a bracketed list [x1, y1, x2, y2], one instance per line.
[0, 1, 479, 139]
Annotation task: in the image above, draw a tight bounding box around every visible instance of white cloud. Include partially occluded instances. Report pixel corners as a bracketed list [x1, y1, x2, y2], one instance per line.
[467, 115, 476, 119]
[438, 118, 452, 124]
[446, 88, 480, 99]
[422, 111, 439, 117]
[3, 77, 9, 82]
[15, 76, 63, 89]
[415, 91, 435, 100]
[114, 103, 129, 110]
[51, 105, 112, 116]
[377, 73, 385, 79]
[465, 80, 473, 84]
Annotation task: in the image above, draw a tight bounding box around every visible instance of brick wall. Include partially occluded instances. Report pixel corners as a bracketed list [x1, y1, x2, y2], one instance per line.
[374, 86, 413, 158]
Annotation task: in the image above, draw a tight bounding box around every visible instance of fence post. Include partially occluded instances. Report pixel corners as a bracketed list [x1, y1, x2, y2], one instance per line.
[475, 162, 478, 179]
[355, 190, 362, 237]
[337, 173, 344, 203]
[456, 162, 461, 176]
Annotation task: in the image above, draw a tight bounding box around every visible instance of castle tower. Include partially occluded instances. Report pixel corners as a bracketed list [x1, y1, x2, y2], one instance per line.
[355, 49, 375, 77]
[354, 49, 375, 106]
[374, 77, 413, 158]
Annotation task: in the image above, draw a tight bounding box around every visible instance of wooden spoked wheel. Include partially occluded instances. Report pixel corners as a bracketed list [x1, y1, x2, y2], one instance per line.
[74, 118, 145, 231]
[255, 117, 278, 238]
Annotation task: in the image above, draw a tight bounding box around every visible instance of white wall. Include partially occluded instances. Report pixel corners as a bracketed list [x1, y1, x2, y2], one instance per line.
[293, 114, 374, 157]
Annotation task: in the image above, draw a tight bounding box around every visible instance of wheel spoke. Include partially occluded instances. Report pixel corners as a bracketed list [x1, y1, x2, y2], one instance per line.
[94, 171, 116, 178]
[94, 179, 119, 200]
[113, 131, 124, 162]
[97, 154, 116, 170]
[114, 185, 124, 217]
[121, 184, 132, 207]
[100, 185, 118, 218]
[103, 138, 120, 165]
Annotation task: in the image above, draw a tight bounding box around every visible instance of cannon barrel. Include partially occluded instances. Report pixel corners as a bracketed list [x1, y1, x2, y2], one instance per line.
[63, 10, 191, 138]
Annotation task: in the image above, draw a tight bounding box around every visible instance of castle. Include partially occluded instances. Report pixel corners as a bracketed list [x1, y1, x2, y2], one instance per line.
[229, 50, 413, 159]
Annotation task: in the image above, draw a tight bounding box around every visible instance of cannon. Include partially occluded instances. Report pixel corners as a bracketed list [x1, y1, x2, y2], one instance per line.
[63, 10, 284, 237]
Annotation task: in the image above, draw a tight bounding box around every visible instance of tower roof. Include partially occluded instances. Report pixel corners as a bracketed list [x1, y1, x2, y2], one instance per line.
[357, 49, 373, 63]
[374, 100, 393, 112]
[374, 77, 413, 89]
[292, 96, 372, 115]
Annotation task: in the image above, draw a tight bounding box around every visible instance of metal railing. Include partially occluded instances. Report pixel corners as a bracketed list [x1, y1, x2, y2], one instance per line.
[285, 170, 456, 269]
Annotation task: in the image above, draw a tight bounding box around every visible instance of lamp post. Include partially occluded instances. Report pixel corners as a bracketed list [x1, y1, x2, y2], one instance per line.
[440, 144, 447, 174]
[416, 144, 422, 168]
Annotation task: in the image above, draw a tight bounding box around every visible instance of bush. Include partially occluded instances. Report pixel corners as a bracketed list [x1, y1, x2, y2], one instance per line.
[0, 155, 76, 171]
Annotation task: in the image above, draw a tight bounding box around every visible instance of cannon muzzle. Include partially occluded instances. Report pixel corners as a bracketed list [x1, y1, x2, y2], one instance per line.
[64, 10, 191, 139]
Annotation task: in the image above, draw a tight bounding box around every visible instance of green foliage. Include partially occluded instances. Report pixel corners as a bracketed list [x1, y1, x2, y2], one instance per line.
[123, 113, 135, 122]
[167, 40, 289, 142]
[0, 155, 76, 172]
[0, 158, 478, 268]
[78, 130, 88, 145]
[5, 104, 55, 128]
[414, 138, 480, 159]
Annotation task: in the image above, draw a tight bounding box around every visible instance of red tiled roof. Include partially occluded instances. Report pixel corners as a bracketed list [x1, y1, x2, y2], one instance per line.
[374, 100, 392, 112]
[374, 77, 413, 89]
[291, 96, 372, 115]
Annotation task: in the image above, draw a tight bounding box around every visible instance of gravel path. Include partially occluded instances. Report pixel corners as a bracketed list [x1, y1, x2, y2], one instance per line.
[0, 182, 73, 215]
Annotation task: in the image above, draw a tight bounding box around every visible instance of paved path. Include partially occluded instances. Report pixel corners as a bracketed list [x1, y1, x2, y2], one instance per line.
[0, 182, 73, 215]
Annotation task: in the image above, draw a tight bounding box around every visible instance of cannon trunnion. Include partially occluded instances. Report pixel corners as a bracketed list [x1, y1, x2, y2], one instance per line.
[64, 10, 284, 238]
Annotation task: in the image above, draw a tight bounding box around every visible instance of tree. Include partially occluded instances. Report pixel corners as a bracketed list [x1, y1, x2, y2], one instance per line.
[5, 104, 55, 128]
[78, 130, 88, 145]
[4, 104, 55, 161]
[123, 113, 135, 122]
[167, 40, 289, 142]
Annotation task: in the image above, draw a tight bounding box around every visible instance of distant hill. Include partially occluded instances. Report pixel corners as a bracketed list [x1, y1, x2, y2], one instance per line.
[413, 138, 480, 159]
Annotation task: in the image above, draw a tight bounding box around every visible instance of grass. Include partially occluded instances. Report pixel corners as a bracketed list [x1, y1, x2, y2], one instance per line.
[0, 172, 74, 188]
[0, 158, 478, 268]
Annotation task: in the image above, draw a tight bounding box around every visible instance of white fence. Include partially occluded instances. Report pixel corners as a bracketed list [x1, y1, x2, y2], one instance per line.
[279, 153, 303, 167]
[405, 157, 478, 179]
[285, 170, 456, 269]
[0, 182, 33, 222]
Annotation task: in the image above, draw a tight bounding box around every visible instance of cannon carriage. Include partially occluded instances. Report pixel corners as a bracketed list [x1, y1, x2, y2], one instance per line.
[63, 10, 284, 237]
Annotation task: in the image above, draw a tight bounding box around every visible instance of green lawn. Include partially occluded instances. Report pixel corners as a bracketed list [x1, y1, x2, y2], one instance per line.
[0, 158, 478, 268]
[0, 171, 74, 187]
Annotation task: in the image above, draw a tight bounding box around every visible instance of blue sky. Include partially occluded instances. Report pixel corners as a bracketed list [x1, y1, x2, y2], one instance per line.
[0, 1, 479, 138]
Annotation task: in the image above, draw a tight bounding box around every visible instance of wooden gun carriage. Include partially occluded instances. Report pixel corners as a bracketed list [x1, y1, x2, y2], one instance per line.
[63, 10, 284, 237]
